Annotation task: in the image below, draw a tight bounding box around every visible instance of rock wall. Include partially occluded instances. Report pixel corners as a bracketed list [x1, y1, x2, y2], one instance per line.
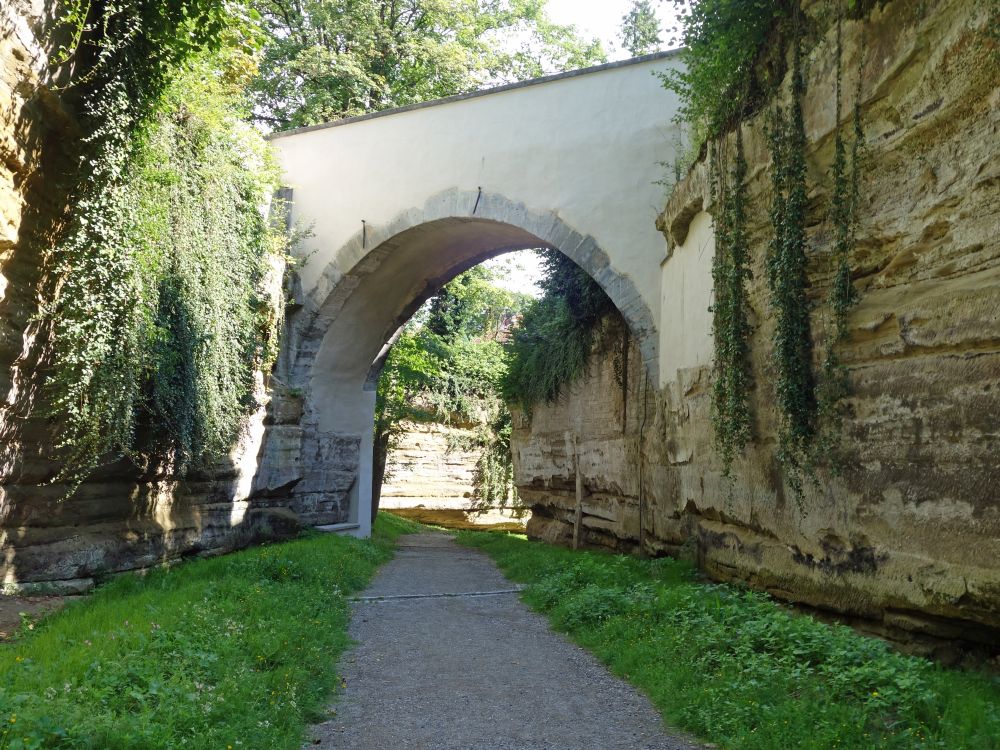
[0, 2, 298, 593]
[515, 0, 1000, 652]
[380, 419, 479, 509]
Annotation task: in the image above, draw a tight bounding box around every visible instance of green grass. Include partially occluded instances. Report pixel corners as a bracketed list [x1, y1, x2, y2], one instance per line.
[0, 513, 423, 749]
[457, 530, 1000, 750]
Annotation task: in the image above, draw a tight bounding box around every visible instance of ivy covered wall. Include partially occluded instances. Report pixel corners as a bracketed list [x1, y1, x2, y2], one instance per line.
[515, 0, 1000, 653]
[0, 1, 295, 592]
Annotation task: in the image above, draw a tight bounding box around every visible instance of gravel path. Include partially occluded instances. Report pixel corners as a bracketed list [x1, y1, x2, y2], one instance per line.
[307, 532, 701, 750]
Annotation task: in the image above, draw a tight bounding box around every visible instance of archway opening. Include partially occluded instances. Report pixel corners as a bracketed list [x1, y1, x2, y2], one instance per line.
[373, 249, 543, 532]
[287, 207, 657, 539]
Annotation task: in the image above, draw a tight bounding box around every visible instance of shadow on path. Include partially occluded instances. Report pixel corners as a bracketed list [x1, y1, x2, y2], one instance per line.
[308, 532, 701, 750]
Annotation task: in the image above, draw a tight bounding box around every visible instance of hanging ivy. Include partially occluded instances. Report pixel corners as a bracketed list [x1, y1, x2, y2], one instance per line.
[818, 14, 864, 441]
[709, 129, 755, 473]
[765, 23, 818, 495]
[43, 3, 282, 490]
[668, 1, 873, 495]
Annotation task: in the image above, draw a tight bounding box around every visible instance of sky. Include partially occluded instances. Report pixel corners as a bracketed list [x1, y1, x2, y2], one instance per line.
[546, 0, 683, 60]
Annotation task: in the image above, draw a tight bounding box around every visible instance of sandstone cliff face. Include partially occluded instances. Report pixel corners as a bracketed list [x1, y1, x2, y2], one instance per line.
[0, 3, 296, 593]
[380, 419, 479, 509]
[515, 0, 1000, 649]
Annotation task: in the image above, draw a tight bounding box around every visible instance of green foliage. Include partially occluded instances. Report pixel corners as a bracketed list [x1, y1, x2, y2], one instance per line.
[426, 266, 527, 343]
[46, 40, 283, 486]
[503, 250, 617, 412]
[817, 14, 864, 449]
[708, 130, 754, 472]
[669, 3, 869, 489]
[374, 328, 442, 449]
[619, 0, 662, 57]
[375, 266, 529, 511]
[765, 29, 817, 495]
[458, 531, 1000, 750]
[661, 0, 792, 145]
[0, 515, 411, 749]
[143, 62, 283, 469]
[42, 1, 232, 487]
[470, 407, 517, 512]
[249, 0, 606, 129]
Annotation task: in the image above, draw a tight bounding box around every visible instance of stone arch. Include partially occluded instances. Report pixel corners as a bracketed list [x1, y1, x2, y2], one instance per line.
[261, 190, 659, 536]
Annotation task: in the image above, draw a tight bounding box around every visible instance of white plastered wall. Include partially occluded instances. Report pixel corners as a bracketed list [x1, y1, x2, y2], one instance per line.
[271, 53, 686, 369]
[659, 210, 715, 384]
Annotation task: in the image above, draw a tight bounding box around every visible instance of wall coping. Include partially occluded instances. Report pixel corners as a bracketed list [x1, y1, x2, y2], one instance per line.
[266, 50, 681, 140]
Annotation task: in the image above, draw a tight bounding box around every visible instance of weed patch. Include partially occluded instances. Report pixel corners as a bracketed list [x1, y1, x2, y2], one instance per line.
[457, 531, 1000, 750]
[0, 513, 421, 749]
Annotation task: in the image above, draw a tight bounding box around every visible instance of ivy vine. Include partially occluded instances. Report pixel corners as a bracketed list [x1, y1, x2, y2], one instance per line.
[43, 2, 281, 490]
[709, 130, 755, 473]
[817, 13, 864, 444]
[670, 1, 870, 497]
[766, 23, 818, 495]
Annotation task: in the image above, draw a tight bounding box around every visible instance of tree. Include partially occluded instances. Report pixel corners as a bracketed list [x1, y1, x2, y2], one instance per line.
[372, 266, 530, 518]
[503, 250, 617, 411]
[250, 0, 606, 129]
[426, 265, 528, 342]
[619, 0, 662, 57]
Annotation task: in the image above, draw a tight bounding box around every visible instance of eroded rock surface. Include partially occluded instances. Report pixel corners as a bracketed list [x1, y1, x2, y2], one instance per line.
[515, 0, 1000, 651]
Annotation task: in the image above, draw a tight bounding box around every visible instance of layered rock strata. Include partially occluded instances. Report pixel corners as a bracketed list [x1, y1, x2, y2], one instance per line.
[515, 0, 1000, 652]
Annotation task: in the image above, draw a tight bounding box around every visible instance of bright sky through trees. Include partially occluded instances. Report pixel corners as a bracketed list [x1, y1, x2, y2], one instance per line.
[547, 0, 683, 59]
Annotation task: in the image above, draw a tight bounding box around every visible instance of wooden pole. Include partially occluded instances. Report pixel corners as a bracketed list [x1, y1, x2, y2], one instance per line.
[573, 434, 583, 550]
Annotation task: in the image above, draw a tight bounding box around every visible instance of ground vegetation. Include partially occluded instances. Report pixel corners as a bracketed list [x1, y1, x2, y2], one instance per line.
[459, 530, 1000, 750]
[0, 514, 422, 749]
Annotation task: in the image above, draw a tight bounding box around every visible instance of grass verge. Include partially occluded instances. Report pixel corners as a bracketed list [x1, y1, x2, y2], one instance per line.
[457, 530, 1000, 750]
[0, 512, 423, 749]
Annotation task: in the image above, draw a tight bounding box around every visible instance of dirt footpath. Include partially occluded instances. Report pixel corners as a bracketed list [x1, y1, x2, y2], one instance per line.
[0, 595, 76, 641]
[308, 532, 701, 750]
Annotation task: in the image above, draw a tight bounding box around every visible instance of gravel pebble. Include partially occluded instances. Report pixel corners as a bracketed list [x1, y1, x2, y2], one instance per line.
[307, 532, 701, 749]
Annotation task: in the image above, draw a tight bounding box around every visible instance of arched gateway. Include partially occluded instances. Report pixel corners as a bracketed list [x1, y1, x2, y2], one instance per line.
[257, 52, 686, 537]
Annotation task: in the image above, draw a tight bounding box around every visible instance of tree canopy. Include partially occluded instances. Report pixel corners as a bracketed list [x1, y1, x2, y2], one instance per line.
[373, 263, 531, 515]
[249, 0, 606, 129]
[619, 0, 663, 57]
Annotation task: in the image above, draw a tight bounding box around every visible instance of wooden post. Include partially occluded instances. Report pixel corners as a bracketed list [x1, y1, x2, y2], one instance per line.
[573, 434, 583, 550]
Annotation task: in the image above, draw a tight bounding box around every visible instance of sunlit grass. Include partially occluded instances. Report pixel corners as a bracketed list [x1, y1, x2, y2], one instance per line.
[0, 513, 422, 749]
[457, 530, 1000, 750]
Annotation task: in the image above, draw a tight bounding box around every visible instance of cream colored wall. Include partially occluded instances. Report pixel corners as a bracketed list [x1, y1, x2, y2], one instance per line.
[271, 54, 684, 349]
[658, 210, 715, 384]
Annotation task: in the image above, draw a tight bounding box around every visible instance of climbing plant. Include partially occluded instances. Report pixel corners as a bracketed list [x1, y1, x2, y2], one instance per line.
[503, 250, 617, 413]
[765, 25, 817, 494]
[44, 3, 282, 489]
[708, 132, 755, 473]
[139, 59, 284, 470]
[817, 13, 864, 446]
[665, 1, 870, 497]
[468, 404, 518, 514]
